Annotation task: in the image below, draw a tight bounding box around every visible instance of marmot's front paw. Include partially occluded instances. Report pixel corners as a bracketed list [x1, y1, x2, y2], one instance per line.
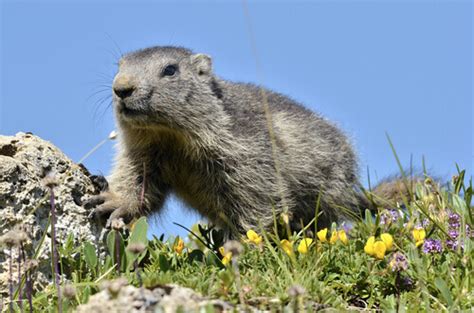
[83, 191, 134, 228]
[89, 175, 109, 193]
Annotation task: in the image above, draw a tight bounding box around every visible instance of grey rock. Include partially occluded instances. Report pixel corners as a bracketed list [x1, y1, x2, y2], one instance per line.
[0, 132, 101, 294]
[76, 282, 235, 313]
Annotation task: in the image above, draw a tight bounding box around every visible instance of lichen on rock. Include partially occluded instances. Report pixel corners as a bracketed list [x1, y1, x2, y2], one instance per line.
[75, 281, 233, 313]
[0, 132, 102, 294]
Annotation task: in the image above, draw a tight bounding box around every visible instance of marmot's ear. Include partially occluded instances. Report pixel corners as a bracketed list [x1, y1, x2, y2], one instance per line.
[190, 53, 212, 76]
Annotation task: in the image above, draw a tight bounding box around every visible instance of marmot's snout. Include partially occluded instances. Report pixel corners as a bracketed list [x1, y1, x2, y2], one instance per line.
[113, 74, 136, 99]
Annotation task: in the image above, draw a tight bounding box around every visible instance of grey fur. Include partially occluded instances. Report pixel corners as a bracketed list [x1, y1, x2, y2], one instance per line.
[89, 46, 370, 235]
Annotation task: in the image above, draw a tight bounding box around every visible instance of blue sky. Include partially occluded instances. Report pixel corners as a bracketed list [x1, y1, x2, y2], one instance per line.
[1, 0, 472, 237]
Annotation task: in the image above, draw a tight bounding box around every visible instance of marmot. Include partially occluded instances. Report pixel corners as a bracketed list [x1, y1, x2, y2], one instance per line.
[85, 46, 384, 236]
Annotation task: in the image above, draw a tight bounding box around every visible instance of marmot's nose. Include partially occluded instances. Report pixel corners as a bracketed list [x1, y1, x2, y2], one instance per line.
[113, 75, 135, 99]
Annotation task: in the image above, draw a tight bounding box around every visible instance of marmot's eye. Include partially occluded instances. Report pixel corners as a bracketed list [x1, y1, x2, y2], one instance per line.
[162, 65, 177, 77]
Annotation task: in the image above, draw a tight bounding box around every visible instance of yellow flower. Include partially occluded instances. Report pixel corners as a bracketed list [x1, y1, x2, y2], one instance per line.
[338, 229, 349, 245]
[373, 241, 387, 259]
[222, 254, 231, 265]
[329, 230, 338, 244]
[317, 228, 328, 242]
[380, 233, 393, 251]
[365, 234, 392, 259]
[364, 236, 376, 255]
[297, 238, 313, 254]
[173, 237, 185, 254]
[412, 228, 426, 247]
[219, 247, 232, 265]
[129, 220, 137, 232]
[246, 230, 263, 245]
[280, 239, 294, 256]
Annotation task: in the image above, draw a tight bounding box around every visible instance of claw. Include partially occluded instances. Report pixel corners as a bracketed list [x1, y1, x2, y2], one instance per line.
[83, 195, 106, 210]
[90, 175, 109, 192]
[105, 217, 114, 229]
[87, 210, 96, 220]
[83, 187, 135, 228]
[106, 207, 134, 228]
[105, 217, 126, 229]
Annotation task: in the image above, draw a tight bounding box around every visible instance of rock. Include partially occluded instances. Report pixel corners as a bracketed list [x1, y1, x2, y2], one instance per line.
[0, 132, 101, 294]
[0, 133, 275, 312]
[158, 284, 205, 312]
[76, 281, 234, 313]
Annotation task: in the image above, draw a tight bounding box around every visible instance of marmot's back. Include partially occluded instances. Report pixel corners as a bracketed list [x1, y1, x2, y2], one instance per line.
[211, 80, 361, 228]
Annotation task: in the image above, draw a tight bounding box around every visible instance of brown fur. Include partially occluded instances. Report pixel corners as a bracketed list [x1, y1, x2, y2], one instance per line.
[84, 46, 413, 236]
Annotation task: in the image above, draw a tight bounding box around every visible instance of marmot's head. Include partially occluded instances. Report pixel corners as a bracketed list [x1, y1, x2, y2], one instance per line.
[113, 46, 222, 130]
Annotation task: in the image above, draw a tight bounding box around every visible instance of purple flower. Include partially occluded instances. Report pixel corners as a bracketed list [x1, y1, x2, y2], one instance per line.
[446, 229, 460, 250]
[389, 252, 408, 272]
[446, 239, 459, 250]
[380, 209, 403, 225]
[448, 213, 461, 229]
[448, 229, 459, 240]
[415, 219, 431, 229]
[421, 219, 430, 227]
[395, 275, 415, 291]
[342, 223, 353, 234]
[466, 224, 474, 239]
[422, 239, 443, 254]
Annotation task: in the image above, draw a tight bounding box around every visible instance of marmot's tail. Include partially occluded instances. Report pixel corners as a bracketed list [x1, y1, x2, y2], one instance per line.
[360, 174, 426, 212]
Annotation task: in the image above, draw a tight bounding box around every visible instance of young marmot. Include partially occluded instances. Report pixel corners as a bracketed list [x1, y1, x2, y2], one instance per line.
[86, 46, 376, 235]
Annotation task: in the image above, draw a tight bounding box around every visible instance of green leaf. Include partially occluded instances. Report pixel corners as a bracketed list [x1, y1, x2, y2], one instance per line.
[63, 232, 75, 254]
[82, 285, 91, 304]
[206, 251, 223, 268]
[126, 217, 149, 270]
[188, 249, 205, 263]
[218, 269, 234, 286]
[159, 253, 170, 272]
[106, 230, 115, 256]
[148, 247, 159, 261]
[454, 168, 465, 195]
[129, 217, 149, 244]
[83, 241, 97, 270]
[104, 255, 113, 271]
[106, 230, 125, 271]
[434, 277, 453, 307]
[364, 209, 373, 229]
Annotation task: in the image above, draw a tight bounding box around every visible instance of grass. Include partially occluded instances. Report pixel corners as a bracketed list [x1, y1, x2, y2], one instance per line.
[1, 168, 473, 312]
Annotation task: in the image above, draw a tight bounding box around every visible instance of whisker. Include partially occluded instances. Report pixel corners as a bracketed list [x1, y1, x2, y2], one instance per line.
[104, 48, 120, 63]
[105, 32, 124, 60]
[86, 88, 111, 102]
[96, 99, 114, 123]
[97, 94, 112, 107]
[92, 93, 112, 109]
[83, 81, 112, 87]
[92, 71, 115, 81]
[92, 95, 113, 124]
[91, 84, 113, 90]
[104, 99, 113, 115]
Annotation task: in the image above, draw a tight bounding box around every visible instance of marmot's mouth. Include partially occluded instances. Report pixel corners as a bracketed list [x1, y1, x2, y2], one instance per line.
[121, 106, 141, 116]
[118, 101, 145, 116]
